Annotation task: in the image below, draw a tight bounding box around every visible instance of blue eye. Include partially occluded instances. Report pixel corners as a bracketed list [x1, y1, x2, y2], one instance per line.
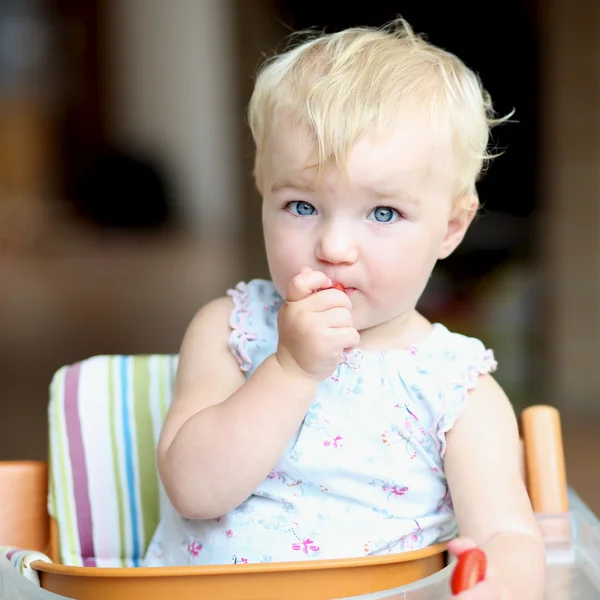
[288, 201, 316, 216]
[368, 206, 400, 223]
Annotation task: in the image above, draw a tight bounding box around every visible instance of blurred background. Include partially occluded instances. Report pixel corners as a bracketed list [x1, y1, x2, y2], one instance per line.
[1, 0, 598, 509]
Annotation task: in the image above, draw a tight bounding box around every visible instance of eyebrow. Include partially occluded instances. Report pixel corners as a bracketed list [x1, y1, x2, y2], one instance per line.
[270, 180, 419, 205]
[270, 181, 317, 194]
[360, 185, 420, 205]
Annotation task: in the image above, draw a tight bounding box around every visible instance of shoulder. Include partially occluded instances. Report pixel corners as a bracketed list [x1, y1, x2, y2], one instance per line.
[454, 373, 516, 433]
[183, 295, 235, 343]
[443, 369, 517, 460]
[177, 294, 239, 380]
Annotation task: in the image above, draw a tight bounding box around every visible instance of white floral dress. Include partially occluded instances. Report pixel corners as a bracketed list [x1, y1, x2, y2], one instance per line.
[144, 279, 497, 566]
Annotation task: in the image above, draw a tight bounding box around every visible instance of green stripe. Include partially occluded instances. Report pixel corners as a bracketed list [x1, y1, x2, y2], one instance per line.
[170, 356, 177, 408]
[109, 357, 127, 566]
[48, 375, 59, 521]
[168, 355, 176, 412]
[159, 355, 168, 419]
[53, 369, 79, 564]
[133, 356, 159, 553]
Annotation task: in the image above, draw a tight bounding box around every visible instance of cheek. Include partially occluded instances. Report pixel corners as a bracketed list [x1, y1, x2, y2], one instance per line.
[363, 232, 438, 292]
[264, 223, 309, 291]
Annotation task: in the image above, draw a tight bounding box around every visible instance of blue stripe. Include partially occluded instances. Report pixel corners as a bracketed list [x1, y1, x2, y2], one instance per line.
[120, 356, 140, 565]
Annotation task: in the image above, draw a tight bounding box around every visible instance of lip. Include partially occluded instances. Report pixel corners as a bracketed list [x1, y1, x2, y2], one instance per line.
[321, 281, 358, 295]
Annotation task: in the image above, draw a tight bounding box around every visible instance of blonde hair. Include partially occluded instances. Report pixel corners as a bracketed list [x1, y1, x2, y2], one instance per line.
[248, 18, 510, 198]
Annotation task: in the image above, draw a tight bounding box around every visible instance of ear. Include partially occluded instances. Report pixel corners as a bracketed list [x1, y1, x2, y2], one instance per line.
[438, 194, 479, 260]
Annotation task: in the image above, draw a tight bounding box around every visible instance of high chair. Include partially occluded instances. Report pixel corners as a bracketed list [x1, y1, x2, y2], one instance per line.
[0, 354, 591, 600]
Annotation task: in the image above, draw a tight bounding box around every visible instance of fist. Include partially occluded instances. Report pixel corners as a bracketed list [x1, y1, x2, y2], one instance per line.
[276, 268, 360, 380]
[448, 538, 510, 600]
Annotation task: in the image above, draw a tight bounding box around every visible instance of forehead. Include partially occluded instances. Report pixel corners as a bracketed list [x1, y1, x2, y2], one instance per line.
[264, 111, 455, 192]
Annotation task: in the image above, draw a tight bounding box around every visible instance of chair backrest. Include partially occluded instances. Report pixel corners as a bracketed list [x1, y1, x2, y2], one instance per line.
[47, 354, 177, 567]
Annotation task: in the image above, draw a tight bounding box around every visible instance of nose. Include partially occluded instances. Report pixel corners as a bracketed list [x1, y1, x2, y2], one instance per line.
[316, 221, 358, 265]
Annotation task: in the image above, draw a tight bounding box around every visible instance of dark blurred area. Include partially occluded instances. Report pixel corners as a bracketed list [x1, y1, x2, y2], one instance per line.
[1, 0, 599, 511]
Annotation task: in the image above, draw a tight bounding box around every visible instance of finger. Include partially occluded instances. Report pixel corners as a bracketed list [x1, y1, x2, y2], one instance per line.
[320, 307, 353, 328]
[305, 288, 353, 312]
[286, 270, 331, 302]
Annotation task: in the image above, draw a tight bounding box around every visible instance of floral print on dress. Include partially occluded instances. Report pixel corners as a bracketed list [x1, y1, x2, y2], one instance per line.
[143, 279, 498, 567]
[322, 420, 343, 448]
[400, 521, 424, 552]
[182, 535, 203, 565]
[370, 478, 409, 501]
[292, 538, 320, 555]
[290, 523, 321, 557]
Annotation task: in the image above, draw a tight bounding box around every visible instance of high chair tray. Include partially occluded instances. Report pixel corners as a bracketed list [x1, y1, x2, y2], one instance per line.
[1, 489, 599, 600]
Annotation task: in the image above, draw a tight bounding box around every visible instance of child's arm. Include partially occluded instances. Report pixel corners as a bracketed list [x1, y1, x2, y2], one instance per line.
[157, 296, 318, 520]
[444, 375, 546, 599]
[157, 269, 357, 520]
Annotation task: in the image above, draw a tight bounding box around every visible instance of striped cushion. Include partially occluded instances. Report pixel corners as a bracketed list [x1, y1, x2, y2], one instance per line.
[48, 355, 178, 567]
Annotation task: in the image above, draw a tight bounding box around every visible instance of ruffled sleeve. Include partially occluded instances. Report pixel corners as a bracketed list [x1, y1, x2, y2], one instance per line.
[226, 280, 281, 376]
[227, 281, 257, 372]
[431, 333, 498, 458]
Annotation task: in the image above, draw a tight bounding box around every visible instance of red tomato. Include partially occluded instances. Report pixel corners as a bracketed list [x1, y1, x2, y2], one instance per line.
[333, 282, 346, 293]
[450, 548, 487, 595]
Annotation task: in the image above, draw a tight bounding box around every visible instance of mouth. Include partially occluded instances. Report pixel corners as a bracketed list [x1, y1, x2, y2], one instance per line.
[316, 283, 358, 295]
[331, 282, 357, 295]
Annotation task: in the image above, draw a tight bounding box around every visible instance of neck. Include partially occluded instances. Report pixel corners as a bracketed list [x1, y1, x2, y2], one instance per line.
[357, 309, 433, 351]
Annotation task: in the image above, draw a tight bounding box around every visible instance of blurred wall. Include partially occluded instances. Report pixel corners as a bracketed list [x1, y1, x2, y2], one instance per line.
[539, 0, 600, 415]
[106, 0, 242, 237]
[0, 0, 246, 461]
[232, 0, 282, 279]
